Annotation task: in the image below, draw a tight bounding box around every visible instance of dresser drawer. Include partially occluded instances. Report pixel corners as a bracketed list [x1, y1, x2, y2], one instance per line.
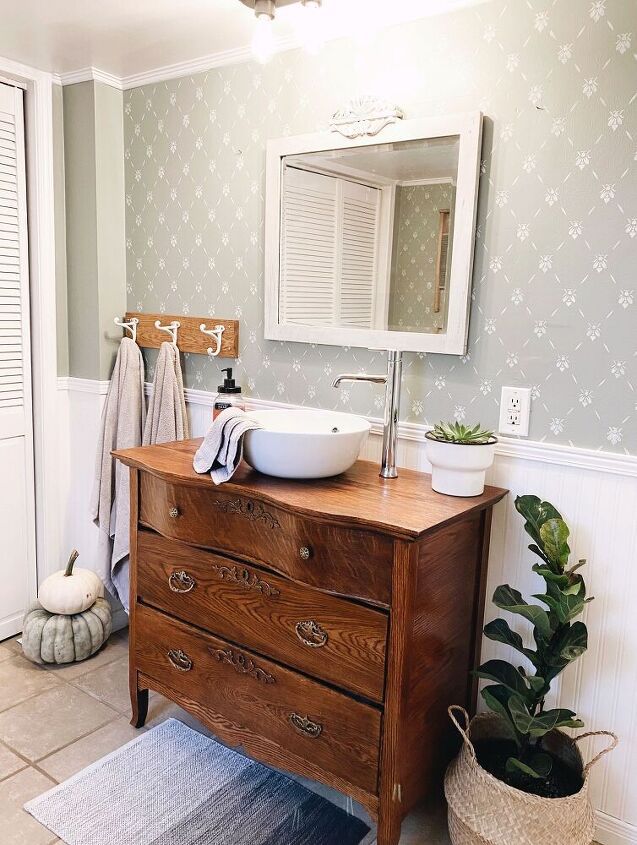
[135, 604, 381, 794]
[139, 473, 393, 606]
[137, 530, 388, 702]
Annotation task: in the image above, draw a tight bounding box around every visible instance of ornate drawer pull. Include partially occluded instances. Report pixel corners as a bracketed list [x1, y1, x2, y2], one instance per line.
[168, 506, 180, 519]
[299, 546, 311, 560]
[289, 713, 322, 738]
[167, 649, 192, 672]
[168, 570, 196, 593]
[295, 620, 328, 648]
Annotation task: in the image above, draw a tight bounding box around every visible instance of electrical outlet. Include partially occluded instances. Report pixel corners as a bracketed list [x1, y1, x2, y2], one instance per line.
[499, 386, 531, 436]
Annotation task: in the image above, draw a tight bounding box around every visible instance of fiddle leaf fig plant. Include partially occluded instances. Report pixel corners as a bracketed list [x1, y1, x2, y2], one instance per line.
[477, 495, 593, 782]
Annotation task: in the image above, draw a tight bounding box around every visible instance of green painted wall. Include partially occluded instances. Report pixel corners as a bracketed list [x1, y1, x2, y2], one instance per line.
[52, 84, 68, 377]
[63, 81, 126, 381]
[63, 82, 99, 379]
[94, 82, 127, 380]
[388, 183, 455, 333]
[123, 0, 637, 453]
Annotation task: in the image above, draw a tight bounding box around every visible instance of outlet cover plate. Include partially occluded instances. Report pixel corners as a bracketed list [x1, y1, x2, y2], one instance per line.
[499, 386, 531, 436]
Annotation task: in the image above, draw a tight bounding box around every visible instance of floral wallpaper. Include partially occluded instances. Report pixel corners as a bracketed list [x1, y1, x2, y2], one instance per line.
[388, 183, 455, 333]
[124, 0, 636, 453]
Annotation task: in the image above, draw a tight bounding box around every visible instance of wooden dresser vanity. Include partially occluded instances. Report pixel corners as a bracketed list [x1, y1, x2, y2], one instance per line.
[115, 439, 506, 845]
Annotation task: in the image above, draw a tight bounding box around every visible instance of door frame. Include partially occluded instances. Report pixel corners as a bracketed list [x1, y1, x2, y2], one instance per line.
[0, 55, 60, 587]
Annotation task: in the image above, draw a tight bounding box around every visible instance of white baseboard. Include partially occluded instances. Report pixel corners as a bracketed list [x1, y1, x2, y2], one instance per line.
[596, 812, 637, 845]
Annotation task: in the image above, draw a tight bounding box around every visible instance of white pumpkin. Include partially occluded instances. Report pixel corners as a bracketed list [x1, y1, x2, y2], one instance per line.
[39, 550, 104, 615]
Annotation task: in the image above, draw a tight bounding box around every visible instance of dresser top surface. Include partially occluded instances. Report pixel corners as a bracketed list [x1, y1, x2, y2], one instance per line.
[115, 439, 507, 539]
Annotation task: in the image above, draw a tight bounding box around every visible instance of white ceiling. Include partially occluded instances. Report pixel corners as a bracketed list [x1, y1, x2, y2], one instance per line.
[0, 0, 489, 82]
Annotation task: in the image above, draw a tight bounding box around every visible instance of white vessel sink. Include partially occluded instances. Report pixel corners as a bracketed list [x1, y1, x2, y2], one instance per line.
[243, 409, 371, 479]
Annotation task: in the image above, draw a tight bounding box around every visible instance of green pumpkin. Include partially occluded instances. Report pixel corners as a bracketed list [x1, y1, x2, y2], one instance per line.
[22, 598, 112, 665]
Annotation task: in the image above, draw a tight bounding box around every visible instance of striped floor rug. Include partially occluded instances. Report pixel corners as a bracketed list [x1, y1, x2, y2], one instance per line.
[25, 718, 371, 845]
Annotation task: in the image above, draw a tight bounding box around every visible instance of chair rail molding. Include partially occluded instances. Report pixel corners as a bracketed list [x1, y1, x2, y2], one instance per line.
[58, 377, 637, 479]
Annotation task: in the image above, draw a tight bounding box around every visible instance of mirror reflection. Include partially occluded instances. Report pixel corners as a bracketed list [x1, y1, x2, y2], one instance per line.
[279, 135, 459, 335]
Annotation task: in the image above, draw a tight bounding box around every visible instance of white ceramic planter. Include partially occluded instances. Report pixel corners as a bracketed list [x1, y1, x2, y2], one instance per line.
[425, 434, 497, 497]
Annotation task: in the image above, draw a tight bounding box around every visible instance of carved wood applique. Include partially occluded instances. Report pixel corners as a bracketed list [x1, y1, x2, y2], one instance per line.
[329, 95, 404, 139]
[214, 497, 280, 529]
[211, 646, 276, 685]
[211, 563, 281, 598]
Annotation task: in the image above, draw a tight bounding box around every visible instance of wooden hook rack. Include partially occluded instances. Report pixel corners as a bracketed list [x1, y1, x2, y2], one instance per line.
[123, 312, 239, 358]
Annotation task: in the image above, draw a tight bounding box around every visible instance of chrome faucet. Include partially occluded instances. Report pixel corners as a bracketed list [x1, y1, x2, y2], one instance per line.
[332, 350, 403, 479]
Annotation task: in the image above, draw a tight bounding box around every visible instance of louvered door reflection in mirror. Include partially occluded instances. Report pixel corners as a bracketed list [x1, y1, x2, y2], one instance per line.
[280, 166, 383, 329]
[265, 112, 482, 355]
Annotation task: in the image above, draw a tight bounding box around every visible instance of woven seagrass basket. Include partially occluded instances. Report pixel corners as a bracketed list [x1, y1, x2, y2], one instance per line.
[444, 706, 617, 845]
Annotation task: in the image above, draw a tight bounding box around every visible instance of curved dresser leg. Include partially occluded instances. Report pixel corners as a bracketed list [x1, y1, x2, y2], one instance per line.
[130, 683, 148, 729]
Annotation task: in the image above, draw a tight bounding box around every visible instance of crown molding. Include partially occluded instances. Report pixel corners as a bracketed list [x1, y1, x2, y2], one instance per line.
[120, 35, 298, 89]
[52, 38, 300, 91]
[55, 66, 123, 90]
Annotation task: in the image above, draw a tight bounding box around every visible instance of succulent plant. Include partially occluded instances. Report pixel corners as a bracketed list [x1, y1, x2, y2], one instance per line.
[430, 421, 496, 445]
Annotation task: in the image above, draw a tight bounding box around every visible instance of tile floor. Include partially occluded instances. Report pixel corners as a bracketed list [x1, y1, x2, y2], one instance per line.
[0, 633, 600, 845]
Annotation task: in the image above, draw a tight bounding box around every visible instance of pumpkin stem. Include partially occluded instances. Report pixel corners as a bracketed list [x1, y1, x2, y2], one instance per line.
[64, 550, 80, 577]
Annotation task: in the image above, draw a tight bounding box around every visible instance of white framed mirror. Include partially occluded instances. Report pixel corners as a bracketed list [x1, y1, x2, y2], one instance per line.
[264, 111, 482, 355]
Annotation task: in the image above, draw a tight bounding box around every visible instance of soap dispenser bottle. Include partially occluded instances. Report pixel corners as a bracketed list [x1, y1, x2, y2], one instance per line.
[213, 368, 245, 420]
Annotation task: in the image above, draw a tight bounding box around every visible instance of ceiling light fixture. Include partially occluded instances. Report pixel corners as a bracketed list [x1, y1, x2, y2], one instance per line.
[299, 0, 324, 54]
[250, 0, 276, 63]
[240, 0, 324, 63]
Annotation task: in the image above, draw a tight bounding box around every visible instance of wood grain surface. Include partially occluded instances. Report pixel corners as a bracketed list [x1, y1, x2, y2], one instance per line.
[137, 529, 389, 702]
[138, 472, 394, 606]
[115, 439, 507, 539]
[128, 468, 149, 728]
[135, 603, 382, 793]
[401, 512, 488, 814]
[119, 440, 507, 845]
[123, 311, 239, 358]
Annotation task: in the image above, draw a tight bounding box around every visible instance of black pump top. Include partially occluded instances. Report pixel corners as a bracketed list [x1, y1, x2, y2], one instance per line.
[217, 367, 241, 394]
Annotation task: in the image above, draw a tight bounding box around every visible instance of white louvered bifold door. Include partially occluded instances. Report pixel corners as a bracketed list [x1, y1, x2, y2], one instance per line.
[0, 83, 36, 640]
[280, 167, 337, 326]
[337, 180, 380, 328]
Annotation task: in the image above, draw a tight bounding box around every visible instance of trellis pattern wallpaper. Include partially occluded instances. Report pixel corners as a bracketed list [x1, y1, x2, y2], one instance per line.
[124, 0, 636, 453]
[388, 183, 454, 333]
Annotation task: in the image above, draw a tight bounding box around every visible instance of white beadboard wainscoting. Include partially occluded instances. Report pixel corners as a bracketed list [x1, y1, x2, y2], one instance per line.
[57, 377, 637, 845]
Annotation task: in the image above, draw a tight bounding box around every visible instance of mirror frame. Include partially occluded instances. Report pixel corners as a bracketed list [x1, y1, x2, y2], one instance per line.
[264, 110, 483, 355]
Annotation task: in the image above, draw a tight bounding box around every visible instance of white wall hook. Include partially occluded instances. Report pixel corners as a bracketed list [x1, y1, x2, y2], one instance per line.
[114, 316, 139, 343]
[200, 323, 225, 358]
[155, 319, 180, 346]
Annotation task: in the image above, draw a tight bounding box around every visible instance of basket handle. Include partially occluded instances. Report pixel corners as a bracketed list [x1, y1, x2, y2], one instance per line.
[574, 731, 619, 776]
[448, 705, 477, 762]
